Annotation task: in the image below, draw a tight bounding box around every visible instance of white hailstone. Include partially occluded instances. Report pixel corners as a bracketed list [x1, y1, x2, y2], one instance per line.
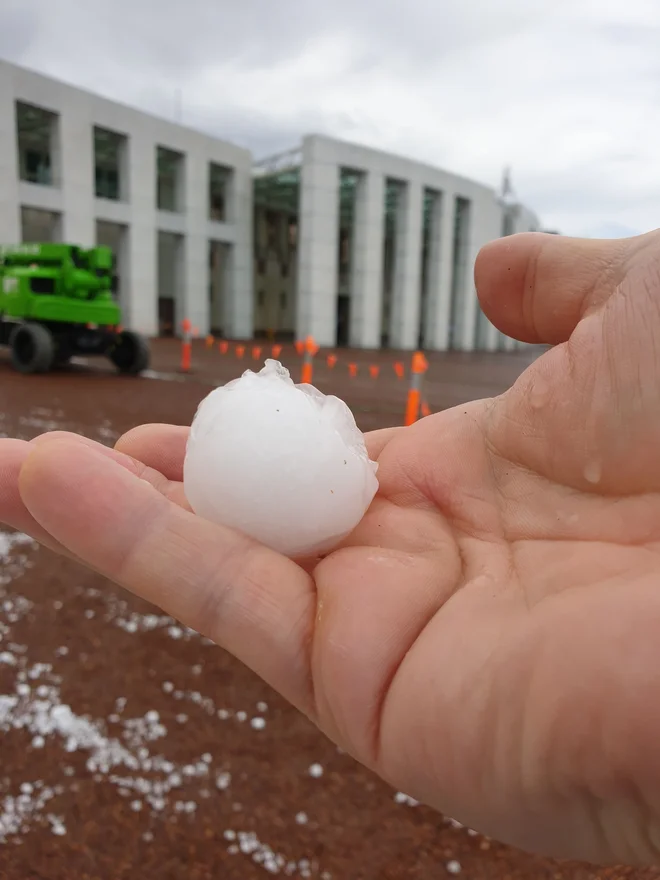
[183, 360, 379, 558]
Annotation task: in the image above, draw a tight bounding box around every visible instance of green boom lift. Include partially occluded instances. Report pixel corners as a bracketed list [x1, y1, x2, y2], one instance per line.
[0, 242, 149, 375]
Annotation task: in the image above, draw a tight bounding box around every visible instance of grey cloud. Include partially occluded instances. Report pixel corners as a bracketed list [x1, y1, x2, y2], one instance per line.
[9, 0, 570, 77]
[0, 4, 36, 61]
[584, 222, 642, 238]
[1, 0, 658, 237]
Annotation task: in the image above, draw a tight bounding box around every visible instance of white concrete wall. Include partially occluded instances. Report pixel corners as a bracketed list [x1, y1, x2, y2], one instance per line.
[296, 137, 340, 346]
[0, 58, 253, 338]
[390, 180, 423, 349]
[0, 71, 20, 245]
[295, 134, 511, 351]
[423, 190, 455, 350]
[505, 202, 541, 235]
[349, 171, 385, 348]
[457, 192, 503, 351]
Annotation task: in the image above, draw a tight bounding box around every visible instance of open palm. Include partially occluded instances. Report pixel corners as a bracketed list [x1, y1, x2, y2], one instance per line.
[2, 230, 660, 866]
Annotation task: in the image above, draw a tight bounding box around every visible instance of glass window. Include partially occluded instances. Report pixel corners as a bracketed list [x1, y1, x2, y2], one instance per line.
[209, 162, 232, 221]
[157, 146, 184, 212]
[16, 101, 56, 186]
[94, 127, 126, 201]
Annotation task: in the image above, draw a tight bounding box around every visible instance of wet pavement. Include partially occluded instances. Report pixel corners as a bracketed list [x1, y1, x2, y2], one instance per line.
[0, 340, 656, 879]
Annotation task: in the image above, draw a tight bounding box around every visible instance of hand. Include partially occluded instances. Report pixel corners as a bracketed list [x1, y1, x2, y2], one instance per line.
[2, 229, 660, 866]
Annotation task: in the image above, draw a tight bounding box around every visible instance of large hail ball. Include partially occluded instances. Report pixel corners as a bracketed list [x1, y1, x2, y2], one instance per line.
[183, 359, 379, 558]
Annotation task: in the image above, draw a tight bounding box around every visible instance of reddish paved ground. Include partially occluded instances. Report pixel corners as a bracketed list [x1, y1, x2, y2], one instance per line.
[145, 338, 546, 432]
[0, 339, 657, 879]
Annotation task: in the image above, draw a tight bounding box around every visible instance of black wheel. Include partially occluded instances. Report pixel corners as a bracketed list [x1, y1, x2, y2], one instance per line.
[109, 330, 150, 375]
[10, 323, 55, 374]
[53, 342, 72, 368]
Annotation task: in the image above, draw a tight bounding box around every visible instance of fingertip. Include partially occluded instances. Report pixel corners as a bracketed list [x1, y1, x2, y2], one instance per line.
[0, 439, 30, 507]
[29, 430, 81, 445]
[19, 437, 164, 570]
[114, 423, 158, 451]
[18, 437, 72, 499]
[475, 232, 631, 345]
[115, 423, 189, 481]
[474, 232, 544, 339]
[20, 436, 107, 505]
[0, 437, 30, 463]
[25, 431, 141, 478]
[17, 439, 85, 534]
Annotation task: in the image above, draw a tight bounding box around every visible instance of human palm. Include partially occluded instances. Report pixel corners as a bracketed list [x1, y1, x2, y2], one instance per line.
[2, 230, 660, 866]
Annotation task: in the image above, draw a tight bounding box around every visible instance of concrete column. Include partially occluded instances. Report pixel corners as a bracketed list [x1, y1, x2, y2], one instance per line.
[181, 149, 209, 335]
[126, 224, 157, 335]
[423, 190, 455, 350]
[0, 67, 21, 244]
[296, 147, 340, 346]
[209, 242, 224, 331]
[349, 171, 385, 348]
[225, 167, 253, 339]
[455, 200, 478, 351]
[124, 132, 157, 335]
[485, 320, 499, 352]
[182, 232, 208, 335]
[57, 100, 94, 246]
[474, 307, 490, 351]
[458, 195, 503, 352]
[389, 180, 423, 350]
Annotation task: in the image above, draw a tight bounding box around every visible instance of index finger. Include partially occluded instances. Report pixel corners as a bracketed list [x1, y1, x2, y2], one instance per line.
[19, 438, 318, 717]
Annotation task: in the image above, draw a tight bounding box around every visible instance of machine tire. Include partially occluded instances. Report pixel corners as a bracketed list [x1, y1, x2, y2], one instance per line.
[10, 323, 56, 374]
[109, 330, 150, 375]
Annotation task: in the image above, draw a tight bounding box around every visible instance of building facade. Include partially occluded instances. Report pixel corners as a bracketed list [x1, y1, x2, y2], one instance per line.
[0, 59, 542, 351]
[254, 138, 541, 351]
[0, 59, 254, 339]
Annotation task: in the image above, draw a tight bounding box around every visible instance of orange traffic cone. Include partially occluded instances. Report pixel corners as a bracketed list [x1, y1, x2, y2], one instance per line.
[404, 352, 429, 426]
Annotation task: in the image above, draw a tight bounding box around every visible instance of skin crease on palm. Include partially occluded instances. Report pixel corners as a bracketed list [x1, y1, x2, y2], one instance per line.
[1, 230, 660, 866]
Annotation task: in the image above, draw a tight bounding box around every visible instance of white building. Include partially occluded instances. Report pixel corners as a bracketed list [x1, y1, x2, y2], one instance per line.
[254, 140, 541, 351]
[0, 59, 542, 351]
[0, 59, 253, 339]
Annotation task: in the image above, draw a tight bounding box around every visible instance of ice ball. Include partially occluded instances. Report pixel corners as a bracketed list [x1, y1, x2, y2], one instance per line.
[183, 359, 379, 558]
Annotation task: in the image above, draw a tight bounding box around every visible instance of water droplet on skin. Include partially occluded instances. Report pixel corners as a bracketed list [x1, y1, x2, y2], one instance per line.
[584, 461, 602, 484]
[529, 380, 550, 410]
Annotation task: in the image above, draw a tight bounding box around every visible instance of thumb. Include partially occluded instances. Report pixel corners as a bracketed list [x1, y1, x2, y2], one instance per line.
[475, 231, 648, 345]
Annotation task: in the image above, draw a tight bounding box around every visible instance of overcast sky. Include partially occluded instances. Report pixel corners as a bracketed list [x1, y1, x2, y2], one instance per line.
[1, 0, 658, 238]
